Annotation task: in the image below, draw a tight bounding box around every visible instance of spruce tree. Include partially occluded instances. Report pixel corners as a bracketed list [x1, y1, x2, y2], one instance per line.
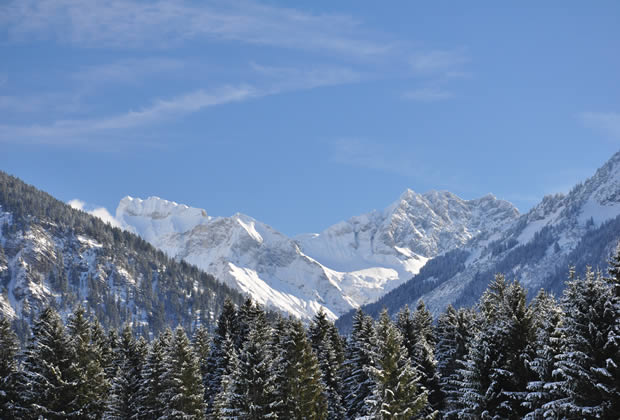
[523, 290, 564, 419]
[458, 275, 536, 419]
[367, 309, 430, 419]
[204, 297, 239, 414]
[159, 326, 206, 419]
[342, 308, 375, 419]
[274, 318, 327, 420]
[192, 325, 210, 388]
[105, 324, 146, 419]
[435, 305, 477, 419]
[309, 308, 346, 419]
[134, 329, 171, 420]
[549, 267, 620, 418]
[0, 316, 19, 417]
[17, 306, 76, 419]
[67, 305, 109, 418]
[216, 308, 278, 419]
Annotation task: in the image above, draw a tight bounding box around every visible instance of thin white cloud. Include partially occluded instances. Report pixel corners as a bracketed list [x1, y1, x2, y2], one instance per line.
[409, 49, 469, 76]
[580, 112, 620, 140]
[1, 0, 390, 57]
[403, 87, 453, 102]
[68, 199, 122, 228]
[0, 63, 361, 145]
[0, 86, 256, 144]
[250, 63, 364, 90]
[73, 57, 185, 85]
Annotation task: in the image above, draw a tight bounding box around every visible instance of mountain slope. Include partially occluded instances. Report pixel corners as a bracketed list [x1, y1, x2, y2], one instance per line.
[0, 172, 245, 338]
[117, 191, 518, 320]
[337, 150, 620, 331]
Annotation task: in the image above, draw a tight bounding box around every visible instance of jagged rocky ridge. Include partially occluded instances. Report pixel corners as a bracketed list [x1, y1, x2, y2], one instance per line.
[337, 150, 620, 331]
[116, 189, 519, 320]
[0, 172, 246, 338]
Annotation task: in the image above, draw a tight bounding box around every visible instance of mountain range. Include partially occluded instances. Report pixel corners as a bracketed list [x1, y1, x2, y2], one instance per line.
[1, 151, 619, 330]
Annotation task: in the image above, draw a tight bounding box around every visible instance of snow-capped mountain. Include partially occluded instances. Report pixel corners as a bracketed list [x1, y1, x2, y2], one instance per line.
[339, 150, 620, 329]
[116, 191, 519, 320]
[0, 171, 246, 334]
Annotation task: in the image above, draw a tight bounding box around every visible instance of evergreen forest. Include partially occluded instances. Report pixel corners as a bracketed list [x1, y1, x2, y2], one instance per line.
[0, 248, 619, 419]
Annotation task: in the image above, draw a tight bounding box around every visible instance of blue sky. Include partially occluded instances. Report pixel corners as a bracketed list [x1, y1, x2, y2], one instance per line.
[1, 0, 619, 235]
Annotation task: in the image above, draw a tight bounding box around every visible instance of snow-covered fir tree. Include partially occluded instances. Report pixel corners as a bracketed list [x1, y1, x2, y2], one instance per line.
[66, 305, 109, 418]
[104, 324, 147, 419]
[15, 306, 76, 419]
[192, 325, 211, 389]
[274, 318, 327, 419]
[134, 328, 171, 419]
[523, 289, 564, 419]
[434, 305, 477, 419]
[366, 309, 432, 419]
[458, 275, 536, 419]
[204, 297, 240, 415]
[309, 308, 346, 419]
[158, 326, 206, 419]
[215, 305, 279, 419]
[0, 316, 19, 417]
[342, 308, 375, 419]
[549, 267, 619, 418]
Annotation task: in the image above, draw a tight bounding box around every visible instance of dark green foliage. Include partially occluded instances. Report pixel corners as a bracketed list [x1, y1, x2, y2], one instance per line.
[342, 309, 375, 419]
[435, 305, 477, 419]
[309, 309, 346, 419]
[66, 305, 109, 418]
[159, 326, 205, 419]
[0, 316, 19, 417]
[16, 306, 76, 419]
[458, 275, 536, 419]
[367, 309, 431, 419]
[274, 318, 327, 420]
[549, 268, 620, 418]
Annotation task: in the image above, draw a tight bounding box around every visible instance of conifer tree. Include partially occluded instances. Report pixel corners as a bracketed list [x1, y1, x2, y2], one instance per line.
[192, 325, 211, 387]
[458, 275, 536, 419]
[435, 305, 476, 419]
[17, 306, 76, 419]
[134, 329, 171, 420]
[398, 301, 442, 414]
[205, 297, 239, 414]
[159, 326, 206, 419]
[367, 309, 430, 419]
[216, 306, 278, 419]
[343, 308, 375, 419]
[523, 290, 564, 419]
[309, 308, 346, 419]
[105, 324, 146, 419]
[274, 318, 327, 420]
[0, 316, 19, 417]
[549, 267, 620, 418]
[67, 305, 109, 418]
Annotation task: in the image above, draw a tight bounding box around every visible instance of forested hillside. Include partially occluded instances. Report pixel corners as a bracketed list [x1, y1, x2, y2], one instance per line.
[1, 252, 618, 419]
[0, 171, 246, 339]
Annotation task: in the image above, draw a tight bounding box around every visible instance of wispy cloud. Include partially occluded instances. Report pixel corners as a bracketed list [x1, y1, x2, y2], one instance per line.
[0, 86, 256, 144]
[250, 63, 364, 90]
[0, 63, 362, 145]
[68, 199, 122, 228]
[409, 49, 469, 77]
[402, 87, 453, 102]
[73, 57, 185, 85]
[580, 112, 620, 140]
[1, 0, 390, 57]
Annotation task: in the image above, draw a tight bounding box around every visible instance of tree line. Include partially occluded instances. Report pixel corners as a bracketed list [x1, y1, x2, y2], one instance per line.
[1, 249, 619, 419]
